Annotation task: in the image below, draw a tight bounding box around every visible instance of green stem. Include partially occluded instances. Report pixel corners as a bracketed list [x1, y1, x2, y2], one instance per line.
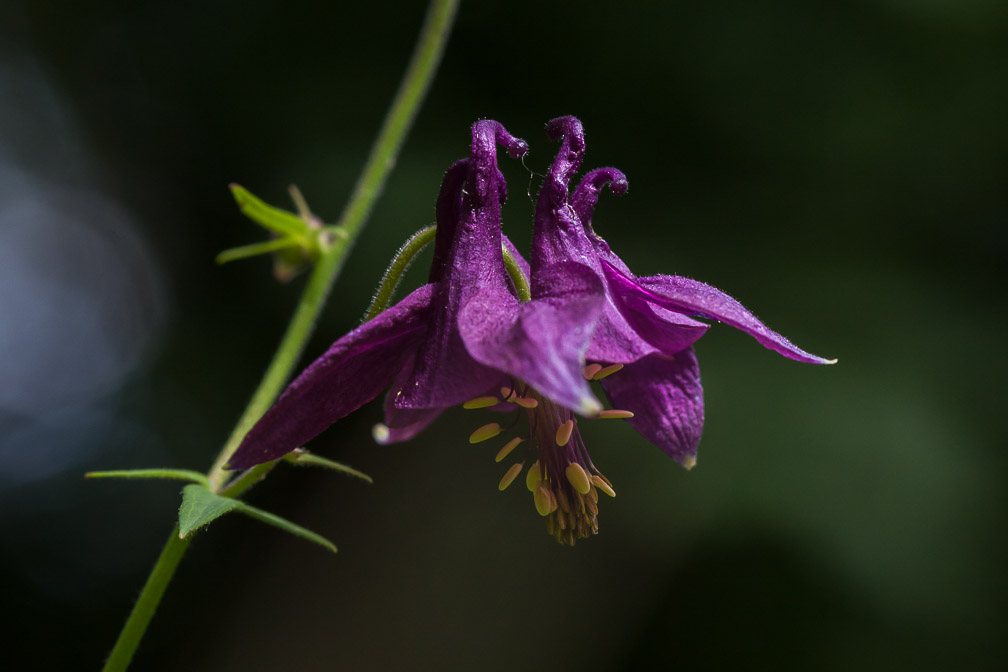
[502, 245, 531, 303]
[363, 225, 436, 321]
[363, 227, 532, 320]
[102, 1, 460, 669]
[206, 0, 460, 492]
[102, 529, 191, 672]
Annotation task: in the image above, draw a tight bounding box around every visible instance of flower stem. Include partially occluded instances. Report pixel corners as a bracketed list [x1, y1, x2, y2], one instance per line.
[101, 529, 191, 672]
[502, 245, 531, 302]
[363, 225, 437, 321]
[101, 2, 460, 669]
[207, 0, 460, 490]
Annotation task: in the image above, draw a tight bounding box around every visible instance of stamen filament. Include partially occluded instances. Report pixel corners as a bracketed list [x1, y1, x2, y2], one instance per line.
[555, 420, 575, 447]
[469, 423, 502, 443]
[498, 463, 523, 491]
[526, 460, 542, 491]
[591, 474, 616, 497]
[592, 363, 624, 380]
[463, 396, 499, 409]
[495, 437, 524, 463]
[534, 484, 556, 516]
[564, 463, 591, 495]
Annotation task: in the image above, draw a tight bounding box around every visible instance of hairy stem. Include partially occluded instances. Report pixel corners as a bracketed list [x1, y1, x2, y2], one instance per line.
[101, 2, 460, 670]
[206, 0, 460, 489]
[101, 530, 191, 672]
[364, 225, 437, 321]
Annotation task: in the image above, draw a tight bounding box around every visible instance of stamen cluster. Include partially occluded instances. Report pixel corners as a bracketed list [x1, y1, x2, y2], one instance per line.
[467, 363, 629, 545]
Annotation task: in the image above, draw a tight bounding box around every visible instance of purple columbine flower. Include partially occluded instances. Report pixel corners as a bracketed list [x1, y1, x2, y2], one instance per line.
[523, 115, 835, 476]
[227, 121, 606, 485]
[229, 117, 833, 547]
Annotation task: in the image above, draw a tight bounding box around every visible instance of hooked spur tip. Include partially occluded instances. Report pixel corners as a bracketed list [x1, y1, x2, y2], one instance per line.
[610, 176, 629, 196]
[545, 116, 584, 142]
[507, 138, 529, 159]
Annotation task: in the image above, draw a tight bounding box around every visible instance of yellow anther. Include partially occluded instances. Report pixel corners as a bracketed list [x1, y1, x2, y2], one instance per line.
[469, 422, 502, 444]
[494, 437, 524, 463]
[525, 460, 542, 491]
[591, 474, 616, 498]
[463, 396, 499, 409]
[498, 463, 523, 491]
[534, 484, 556, 516]
[565, 463, 592, 495]
[583, 363, 602, 379]
[598, 409, 634, 419]
[682, 455, 697, 471]
[500, 386, 514, 400]
[555, 420, 575, 447]
[592, 363, 624, 380]
[513, 396, 539, 409]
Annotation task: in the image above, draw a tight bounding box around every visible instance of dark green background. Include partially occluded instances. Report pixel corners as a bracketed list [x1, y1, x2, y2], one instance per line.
[3, 0, 1006, 669]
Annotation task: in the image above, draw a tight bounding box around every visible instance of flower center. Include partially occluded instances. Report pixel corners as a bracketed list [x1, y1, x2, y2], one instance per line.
[466, 365, 629, 546]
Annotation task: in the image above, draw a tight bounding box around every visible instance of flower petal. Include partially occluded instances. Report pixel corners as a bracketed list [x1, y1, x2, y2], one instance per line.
[602, 260, 835, 365]
[374, 354, 445, 444]
[375, 406, 442, 445]
[459, 262, 605, 416]
[615, 292, 709, 356]
[599, 349, 704, 467]
[395, 122, 528, 409]
[571, 167, 628, 237]
[427, 159, 469, 283]
[228, 284, 434, 469]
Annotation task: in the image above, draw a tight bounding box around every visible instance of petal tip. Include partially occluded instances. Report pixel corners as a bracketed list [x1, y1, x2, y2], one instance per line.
[579, 395, 603, 417]
[372, 423, 391, 445]
[680, 455, 697, 471]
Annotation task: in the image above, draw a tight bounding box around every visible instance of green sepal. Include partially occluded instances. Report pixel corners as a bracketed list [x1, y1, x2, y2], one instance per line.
[177, 485, 337, 553]
[178, 484, 243, 538]
[229, 184, 312, 238]
[284, 449, 373, 484]
[86, 469, 210, 487]
[216, 238, 303, 265]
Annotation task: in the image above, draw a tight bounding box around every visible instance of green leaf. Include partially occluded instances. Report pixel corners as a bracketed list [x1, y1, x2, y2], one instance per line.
[176, 484, 337, 553]
[230, 184, 311, 238]
[284, 450, 373, 484]
[177, 484, 242, 538]
[86, 469, 210, 487]
[237, 504, 337, 554]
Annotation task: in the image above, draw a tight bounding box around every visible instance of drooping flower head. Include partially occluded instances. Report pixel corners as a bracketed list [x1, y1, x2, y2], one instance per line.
[228, 116, 833, 548]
